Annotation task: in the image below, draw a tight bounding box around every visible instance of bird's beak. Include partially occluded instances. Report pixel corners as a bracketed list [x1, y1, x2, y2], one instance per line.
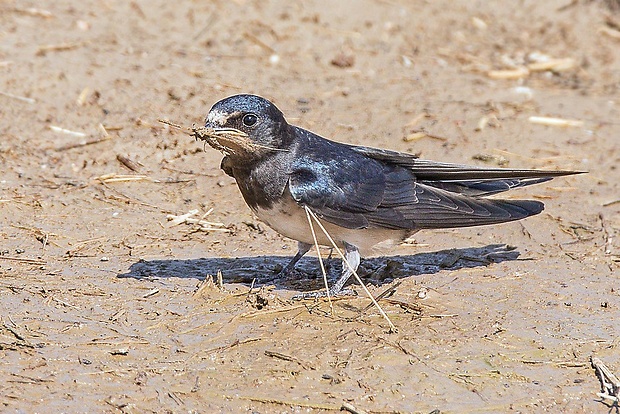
[192, 126, 252, 155]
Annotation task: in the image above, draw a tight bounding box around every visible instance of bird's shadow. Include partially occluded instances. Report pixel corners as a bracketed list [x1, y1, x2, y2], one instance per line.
[118, 244, 522, 291]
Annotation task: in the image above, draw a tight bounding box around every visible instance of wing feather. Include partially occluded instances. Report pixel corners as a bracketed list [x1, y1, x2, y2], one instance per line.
[288, 151, 545, 231]
[349, 144, 583, 192]
[286, 132, 576, 231]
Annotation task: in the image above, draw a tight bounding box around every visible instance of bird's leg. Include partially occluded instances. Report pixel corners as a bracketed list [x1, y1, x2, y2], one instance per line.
[291, 242, 359, 300]
[329, 242, 360, 296]
[277, 241, 311, 277]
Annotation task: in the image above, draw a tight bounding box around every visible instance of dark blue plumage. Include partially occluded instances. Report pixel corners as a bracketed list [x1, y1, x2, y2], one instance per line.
[199, 94, 583, 295]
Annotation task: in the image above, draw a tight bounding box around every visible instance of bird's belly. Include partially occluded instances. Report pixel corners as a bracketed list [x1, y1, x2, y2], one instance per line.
[252, 198, 414, 255]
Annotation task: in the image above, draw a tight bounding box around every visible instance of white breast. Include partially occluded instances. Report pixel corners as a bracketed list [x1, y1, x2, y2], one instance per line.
[252, 198, 414, 255]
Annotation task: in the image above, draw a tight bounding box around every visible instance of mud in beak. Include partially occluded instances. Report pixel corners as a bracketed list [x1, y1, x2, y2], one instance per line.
[191, 126, 252, 155]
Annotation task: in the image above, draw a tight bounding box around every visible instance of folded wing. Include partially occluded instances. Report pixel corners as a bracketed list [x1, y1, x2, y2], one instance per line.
[288, 147, 548, 231]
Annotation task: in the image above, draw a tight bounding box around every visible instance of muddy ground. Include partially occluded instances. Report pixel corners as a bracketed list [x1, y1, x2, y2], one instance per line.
[1, 0, 619, 413]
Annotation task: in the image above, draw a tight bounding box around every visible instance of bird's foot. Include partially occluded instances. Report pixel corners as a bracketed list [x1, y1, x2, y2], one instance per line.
[291, 288, 357, 301]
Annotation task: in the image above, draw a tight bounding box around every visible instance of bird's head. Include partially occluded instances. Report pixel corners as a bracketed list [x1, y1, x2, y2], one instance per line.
[197, 94, 291, 161]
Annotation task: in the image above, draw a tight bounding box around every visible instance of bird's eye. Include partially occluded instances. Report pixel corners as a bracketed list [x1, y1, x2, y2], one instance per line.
[242, 113, 258, 127]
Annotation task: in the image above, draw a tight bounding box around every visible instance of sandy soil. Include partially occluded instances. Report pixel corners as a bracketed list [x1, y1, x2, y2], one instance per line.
[1, 0, 619, 412]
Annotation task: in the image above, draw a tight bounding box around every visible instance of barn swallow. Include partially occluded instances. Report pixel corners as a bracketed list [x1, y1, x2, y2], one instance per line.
[195, 94, 583, 296]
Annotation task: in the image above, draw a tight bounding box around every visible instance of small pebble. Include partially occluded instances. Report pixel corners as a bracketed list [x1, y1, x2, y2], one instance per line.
[417, 287, 428, 299]
[331, 53, 355, 68]
[269, 54, 280, 65]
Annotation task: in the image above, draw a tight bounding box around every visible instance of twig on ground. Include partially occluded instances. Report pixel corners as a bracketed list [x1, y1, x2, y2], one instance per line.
[10, 225, 55, 249]
[96, 173, 149, 183]
[424, 313, 458, 318]
[237, 395, 339, 410]
[488, 67, 530, 79]
[96, 181, 162, 209]
[243, 32, 276, 54]
[3, 320, 27, 342]
[341, 402, 369, 414]
[49, 125, 87, 137]
[264, 350, 316, 370]
[600, 26, 620, 40]
[167, 209, 199, 226]
[599, 213, 614, 256]
[528, 58, 575, 72]
[592, 356, 620, 406]
[11, 7, 54, 18]
[0, 90, 36, 103]
[168, 391, 184, 406]
[361, 281, 402, 313]
[8, 373, 53, 383]
[142, 288, 159, 298]
[238, 303, 307, 319]
[56, 135, 111, 151]
[0, 256, 46, 265]
[193, 12, 217, 40]
[36, 41, 87, 56]
[166, 209, 231, 233]
[116, 154, 142, 172]
[520, 359, 586, 367]
[50, 296, 79, 310]
[383, 298, 423, 316]
[528, 116, 584, 128]
[201, 337, 261, 356]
